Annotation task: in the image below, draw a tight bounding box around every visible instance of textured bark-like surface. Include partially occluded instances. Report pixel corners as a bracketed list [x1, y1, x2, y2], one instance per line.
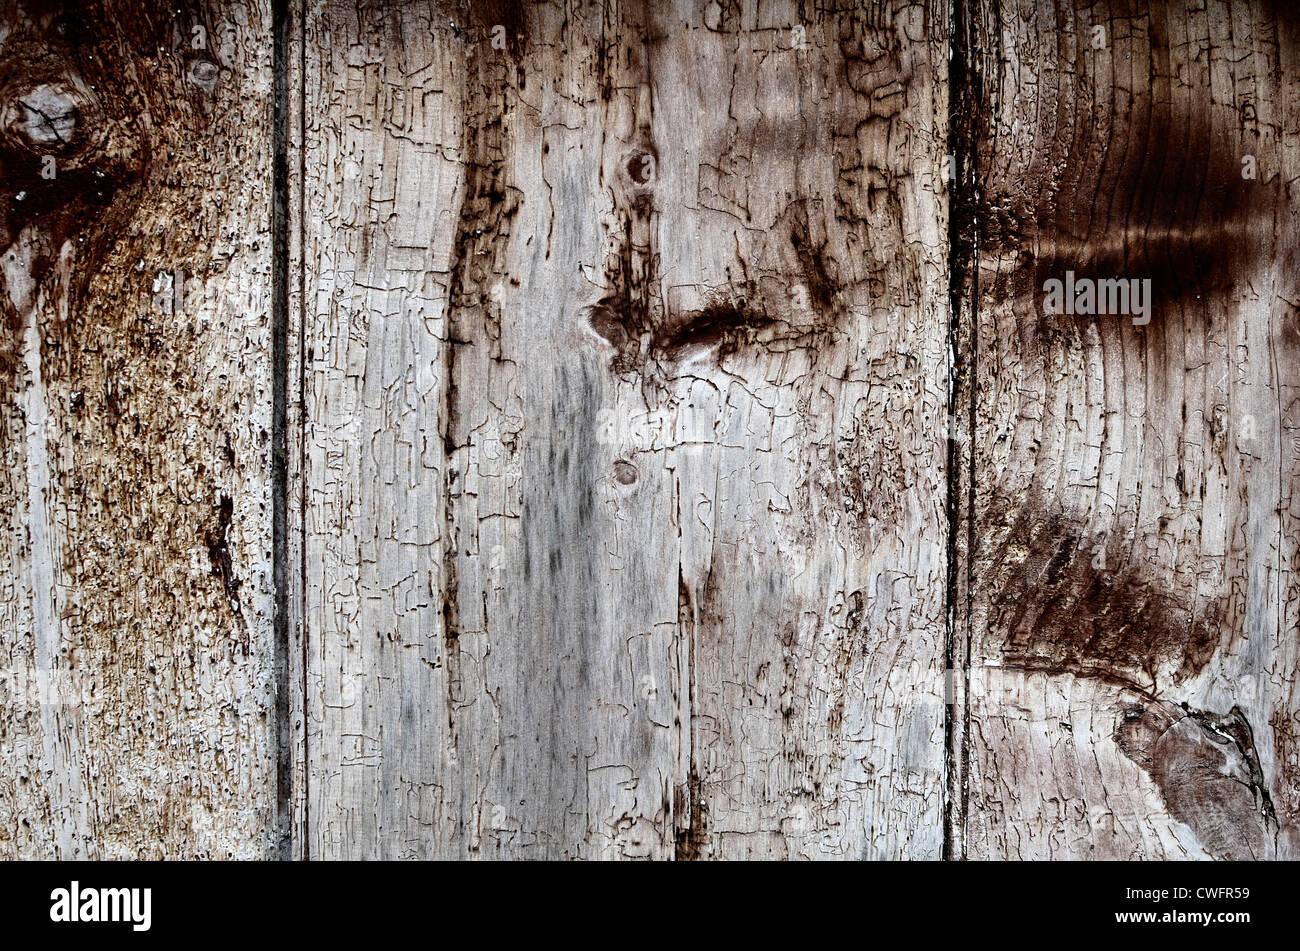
[293, 0, 950, 858]
[13, 0, 1292, 863]
[0, 0, 277, 858]
[957, 0, 1300, 859]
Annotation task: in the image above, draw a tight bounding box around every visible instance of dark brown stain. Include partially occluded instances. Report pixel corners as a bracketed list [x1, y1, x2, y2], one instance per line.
[787, 224, 839, 315]
[465, 0, 528, 65]
[970, 0, 1300, 711]
[582, 209, 658, 377]
[977, 1, 1289, 326]
[654, 299, 777, 363]
[990, 514, 1222, 690]
[583, 11, 878, 389]
[205, 492, 247, 655]
[440, 2, 527, 731]
[586, 11, 789, 381]
[1117, 701, 1277, 859]
[586, 225, 846, 380]
[0, 1, 164, 387]
[0, 0, 227, 416]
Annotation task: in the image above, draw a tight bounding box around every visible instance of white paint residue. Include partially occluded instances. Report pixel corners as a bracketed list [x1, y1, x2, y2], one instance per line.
[3, 229, 78, 855]
[7, 238, 57, 663]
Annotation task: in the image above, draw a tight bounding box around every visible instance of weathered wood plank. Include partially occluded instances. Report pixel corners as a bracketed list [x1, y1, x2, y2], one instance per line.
[959, 0, 1300, 859]
[643, 0, 952, 859]
[295, 0, 951, 859]
[0, 0, 277, 857]
[294, 0, 467, 859]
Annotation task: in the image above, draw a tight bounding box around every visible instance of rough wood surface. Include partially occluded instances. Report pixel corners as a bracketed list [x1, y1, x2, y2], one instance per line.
[956, 0, 1300, 859]
[5, 0, 1298, 862]
[0, 0, 277, 857]
[292, 0, 951, 859]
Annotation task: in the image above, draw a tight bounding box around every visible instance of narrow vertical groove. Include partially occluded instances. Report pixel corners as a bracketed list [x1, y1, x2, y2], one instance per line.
[943, 0, 980, 862]
[296, 0, 310, 863]
[271, 0, 292, 861]
[941, 0, 962, 863]
[961, 155, 978, 865]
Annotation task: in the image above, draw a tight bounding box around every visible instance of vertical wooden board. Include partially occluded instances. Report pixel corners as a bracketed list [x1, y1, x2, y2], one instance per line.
[295, 0, 468, 859]
[961, 0, 1300, 858]
[0, 0, 277, 857]
[297, 0, 951, 859]
[631, 0, 951, 858]
[296, 0, 687, 860]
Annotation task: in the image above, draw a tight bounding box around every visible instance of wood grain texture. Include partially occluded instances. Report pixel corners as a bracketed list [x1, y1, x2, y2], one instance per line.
[4, 0, 1296, 862]
[0, 0, 277, 857]
[292, 0, 951, 859]
[956, 0, 1300, 859]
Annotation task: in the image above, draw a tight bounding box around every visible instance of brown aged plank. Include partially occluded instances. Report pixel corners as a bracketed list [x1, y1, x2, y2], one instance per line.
[958, 0, 1300, 858]
[0, 0, 278, 857]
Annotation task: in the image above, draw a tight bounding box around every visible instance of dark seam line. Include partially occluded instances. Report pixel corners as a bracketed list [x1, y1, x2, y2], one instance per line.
[271, 0, 292, 862]
[943, 0, 979, 862]
[297, 0, 310, 862]
[961, 0, 988, 864]
[941, 0, 961, 863]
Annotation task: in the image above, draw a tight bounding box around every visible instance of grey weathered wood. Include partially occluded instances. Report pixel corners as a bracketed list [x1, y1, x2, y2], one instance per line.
[0, 0, 277, 858]
[6, 0, 1296, 863]
[956, 0, 1300, 859]
[292, 0, 951, 859]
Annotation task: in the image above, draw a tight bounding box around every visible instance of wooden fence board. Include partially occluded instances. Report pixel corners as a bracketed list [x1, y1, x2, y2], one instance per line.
[0, 0, 277, 858]
[958, 0, 1300, 859]
[293, 0, 951, 859]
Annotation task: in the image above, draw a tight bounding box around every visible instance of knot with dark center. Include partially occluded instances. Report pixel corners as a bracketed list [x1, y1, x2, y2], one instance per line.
[2, 82, 90, 154]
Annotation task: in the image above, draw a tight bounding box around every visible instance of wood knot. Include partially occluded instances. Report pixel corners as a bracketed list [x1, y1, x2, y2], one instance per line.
[2, 81, 97, 156]
[612, 460, 638, 485]
[625, 149, 657, 186]
[187, 58, 221, 95]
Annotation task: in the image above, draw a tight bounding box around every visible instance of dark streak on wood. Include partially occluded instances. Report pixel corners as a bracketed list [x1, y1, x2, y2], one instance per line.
[206, 491, 247, 654]
[442, 8, 525, 732]
[990, 514, 1223, 687]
